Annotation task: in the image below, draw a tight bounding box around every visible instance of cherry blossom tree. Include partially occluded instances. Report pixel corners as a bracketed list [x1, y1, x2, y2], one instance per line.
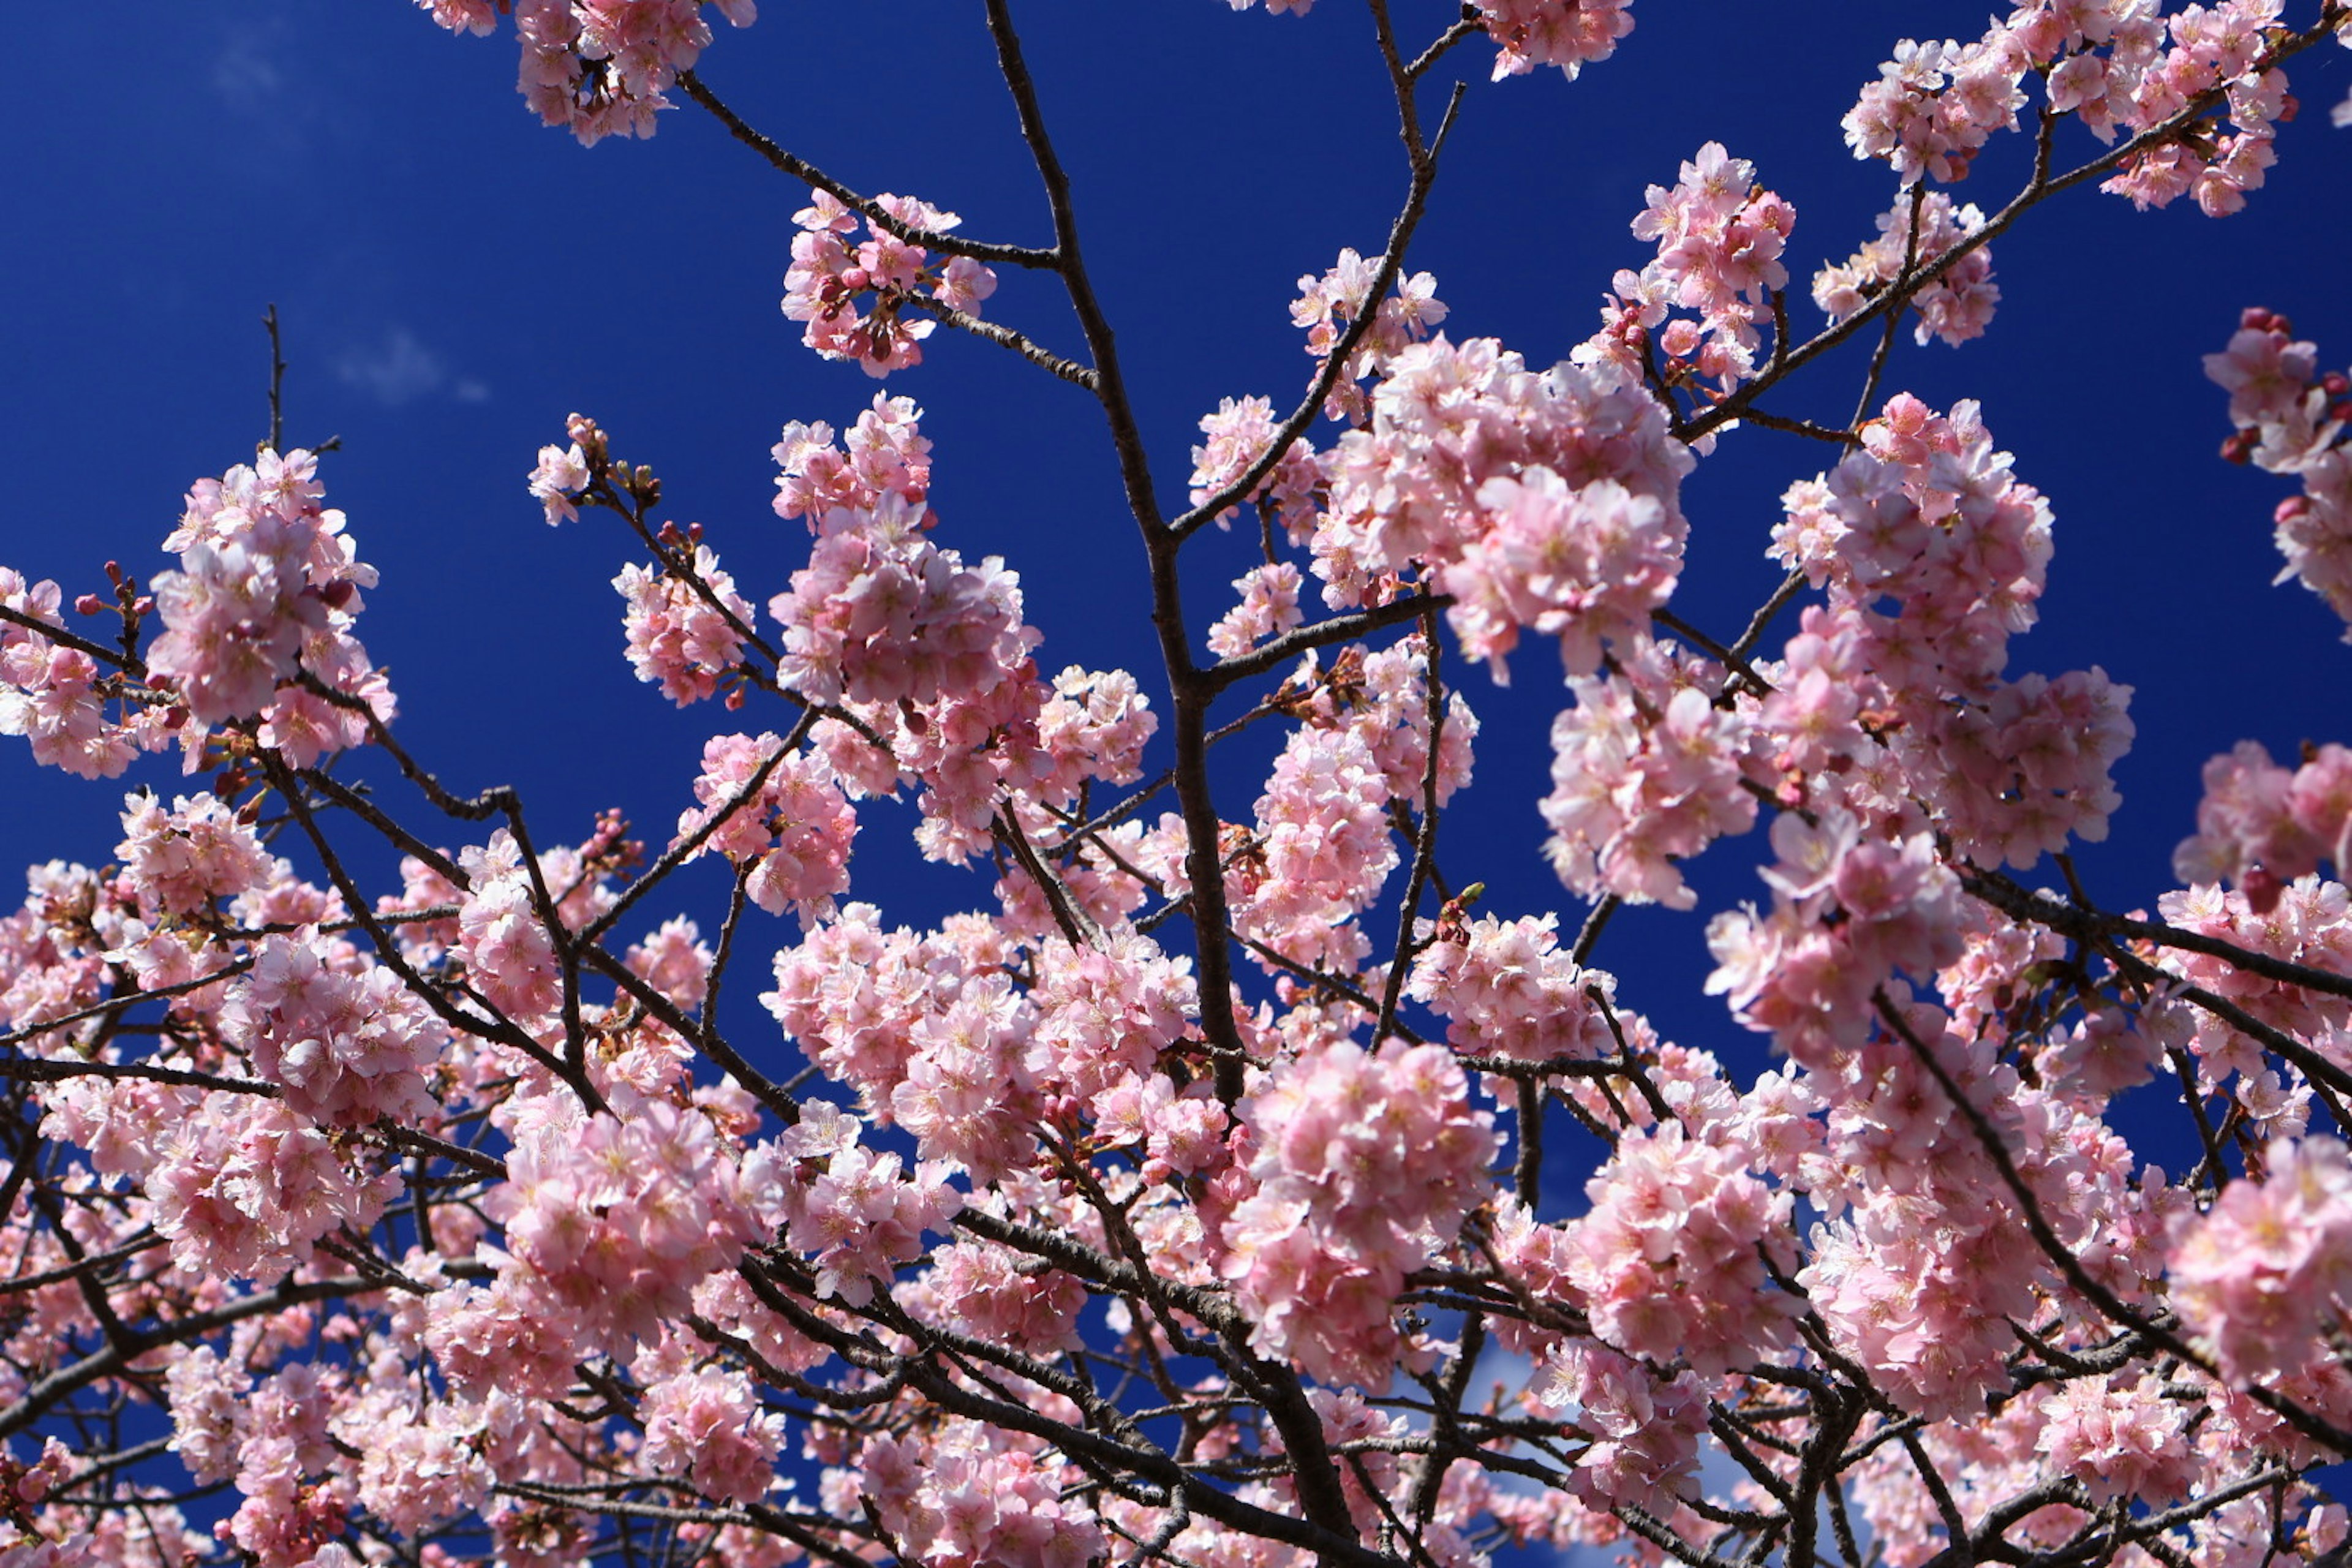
[5, 3, 2352, 1568]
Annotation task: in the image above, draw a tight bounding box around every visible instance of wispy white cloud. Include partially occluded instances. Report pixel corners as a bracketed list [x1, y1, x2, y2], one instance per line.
[334, 326, 491, 409]
[211, 27, 286, 113]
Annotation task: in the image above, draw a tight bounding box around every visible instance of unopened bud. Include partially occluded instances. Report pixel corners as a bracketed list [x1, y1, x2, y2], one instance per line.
[2242, 862, 2285, 916]
[74, 593, 104, 615]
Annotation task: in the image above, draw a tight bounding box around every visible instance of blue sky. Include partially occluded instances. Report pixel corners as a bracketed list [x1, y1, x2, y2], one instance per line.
[4, 2, 2350, 1127]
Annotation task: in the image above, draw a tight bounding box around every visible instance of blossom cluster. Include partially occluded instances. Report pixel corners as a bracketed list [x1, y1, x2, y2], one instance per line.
[0, 451, 394, 779]
[0, 569, 153, 779]
[676, 732, 858, 922]
[614, 541, 756, 704]
[1220, 1039, 1498, 1389]
[2176, 739, 2352, 908]
[1316, 337, 1692, 678]
[783, 190, 999, 378]
[2209, 311, 2352, 630]
[1291, 248, 1449, 421]
[1577, 142, 1795, 396]
[418, 0, 758, 145]
[1846, 0, 2302, 216]
[149, 448, 391, 763]
[2171, 1137, 2352, 1382]
[1813, 189, 1999, 347]
[769, 491, 1036, 709]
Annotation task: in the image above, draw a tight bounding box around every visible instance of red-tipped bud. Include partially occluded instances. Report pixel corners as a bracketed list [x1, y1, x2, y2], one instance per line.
[2221, 428, 2260, 465]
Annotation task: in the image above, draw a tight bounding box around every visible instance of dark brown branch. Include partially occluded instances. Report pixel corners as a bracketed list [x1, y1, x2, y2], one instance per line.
[1208, 592, 1450, 690]
[676, 71, 1057, 270]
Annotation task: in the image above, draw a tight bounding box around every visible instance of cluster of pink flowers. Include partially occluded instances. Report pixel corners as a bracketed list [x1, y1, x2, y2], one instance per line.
[1469, 0, 1637, 81]
[761, 904, 966, 1109]
[2091, 0, 2292, 214]
[772, 393, 932, 524]
[760, 1098, 963, 1305]
[1532, 1341, 1707, 1511]
[1708, 812, 1969, 1067]
[0, 569, 157, 780]
[1579, 142, 1795, 396]
[1761, 394, 2135, 871]
[145, 1098, 402, 1283]
[762, 912, 1051, 1183]
[1406, 912, 1621, 1063]
[636, 1366, 785, 1507]
[1542, 637, 1754, 909]
[484, 1095, 766, 1358]
[912, 1235, 1088, 1353]
[847, 1417, 1105, 1568]
[1231, 728, 1399, 971]
[2209, 311, 2352, 630]
[1844, 0, 2301, 216]
[420, 0, 757, 145]
[1219, 1039, 1497, 1389]
[2033, 1371, 2198, 1506]
[1025, 930, 1197, 1104]
[1205, 560, 1305, 659]
[224, 928, 448, 1127]
[1563, 1120, 1798, 1376]
[1844, 33, 2029, 185]
[147, 448, 393, 765]
[783, 190, 998, 378]
[1270, 638, 1477, 808]
[529, 417, 597, 524]
[1813, 190, 1999, 347]
[2176, 739, 2352, 909]
[769, 492, 1038, 708]
[676, 733, 858, 922]
[193, 1357, 355, 1566]
[1191, 395, 1323, 530]
[115, 790, 273, 917]
[759, 396, 1155, 873]
[1444, 472, 1681, 680]
[2171, 1137, 2352, 1381]
[614, 543, 755, 704]
[451, 830, 568, 1024]
[344, 1392, 494, 1539]
[1029, 663, 1158, 807]
[1316, 339, 1693, 676]
[2151, 878, 2352, 1126]
[1291, 249, 1448, 420]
